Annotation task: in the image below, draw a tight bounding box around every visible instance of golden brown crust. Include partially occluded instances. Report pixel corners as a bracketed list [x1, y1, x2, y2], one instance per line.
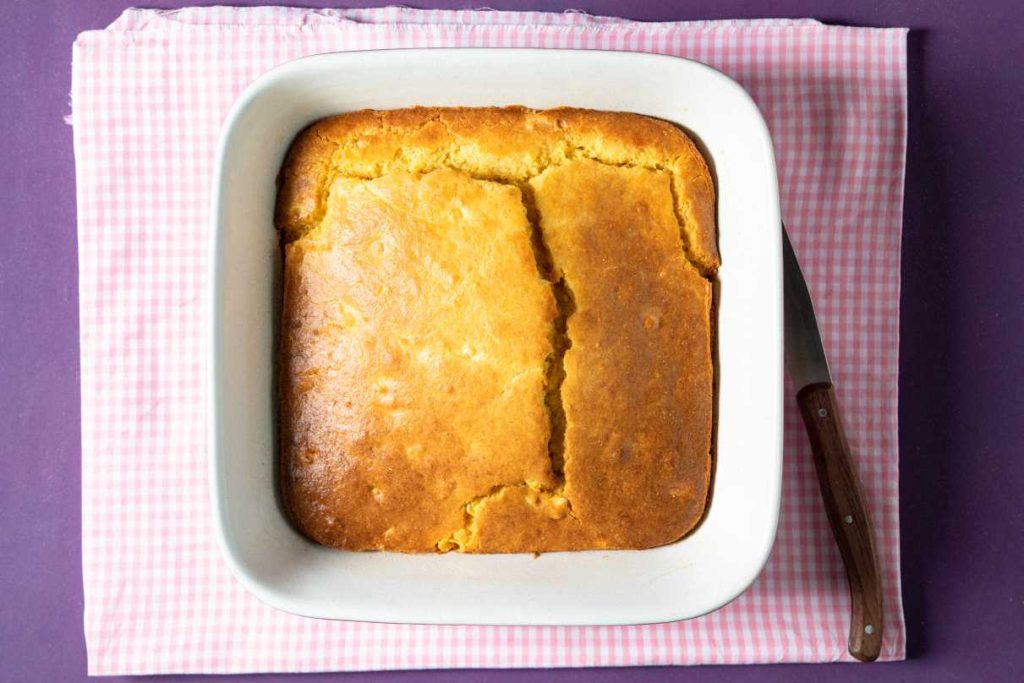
[276, 106, 718, 271]
[531, 160, 713, 548]
[280, 169, 557, 551]
[277, 107, 716, 553]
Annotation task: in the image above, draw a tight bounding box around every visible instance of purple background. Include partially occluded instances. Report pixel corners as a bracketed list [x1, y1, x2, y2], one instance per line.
[2, 0, 1022, 681]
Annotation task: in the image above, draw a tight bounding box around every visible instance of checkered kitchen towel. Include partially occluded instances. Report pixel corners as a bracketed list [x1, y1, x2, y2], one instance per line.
[72, 7, 907, 674]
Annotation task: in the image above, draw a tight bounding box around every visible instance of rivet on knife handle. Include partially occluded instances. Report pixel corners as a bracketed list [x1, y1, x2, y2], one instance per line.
[797, 382, 884, 662]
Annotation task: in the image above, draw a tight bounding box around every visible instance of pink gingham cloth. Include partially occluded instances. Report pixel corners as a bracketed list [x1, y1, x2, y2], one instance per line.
[72, 7, 907, 675]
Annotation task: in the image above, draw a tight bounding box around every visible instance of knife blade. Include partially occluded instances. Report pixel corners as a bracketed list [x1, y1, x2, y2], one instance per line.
[782, 225, 884, 662]
[783, 229, 832, 389]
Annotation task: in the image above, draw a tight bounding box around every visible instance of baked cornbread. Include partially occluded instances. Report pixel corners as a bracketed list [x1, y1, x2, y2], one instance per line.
[277, 107, 717, 553]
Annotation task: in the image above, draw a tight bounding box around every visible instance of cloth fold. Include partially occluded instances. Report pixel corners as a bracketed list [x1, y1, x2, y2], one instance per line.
[73, 7, 907, 675]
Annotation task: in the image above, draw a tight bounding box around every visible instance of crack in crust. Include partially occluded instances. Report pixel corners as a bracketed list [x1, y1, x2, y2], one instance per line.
[435, 481, 578, 552]
[433, 186, 579, 552]
[276, 106, 718, 276]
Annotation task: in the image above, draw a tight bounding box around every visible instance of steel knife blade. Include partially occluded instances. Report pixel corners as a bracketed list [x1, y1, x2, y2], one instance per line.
[783, 227, 832, 390]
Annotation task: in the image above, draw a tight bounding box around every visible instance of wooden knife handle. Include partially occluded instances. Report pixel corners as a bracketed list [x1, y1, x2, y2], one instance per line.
[797, 382, 884, 662]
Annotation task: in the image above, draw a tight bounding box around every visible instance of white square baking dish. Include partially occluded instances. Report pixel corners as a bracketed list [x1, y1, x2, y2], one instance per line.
[210, 48, 782, 625]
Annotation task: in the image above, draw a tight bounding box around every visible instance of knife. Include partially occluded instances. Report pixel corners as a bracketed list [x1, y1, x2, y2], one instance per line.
[783, 225, 884, 662]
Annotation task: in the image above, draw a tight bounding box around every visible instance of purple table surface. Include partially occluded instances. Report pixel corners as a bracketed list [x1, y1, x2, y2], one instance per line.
[2, 0, 1022, 681]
